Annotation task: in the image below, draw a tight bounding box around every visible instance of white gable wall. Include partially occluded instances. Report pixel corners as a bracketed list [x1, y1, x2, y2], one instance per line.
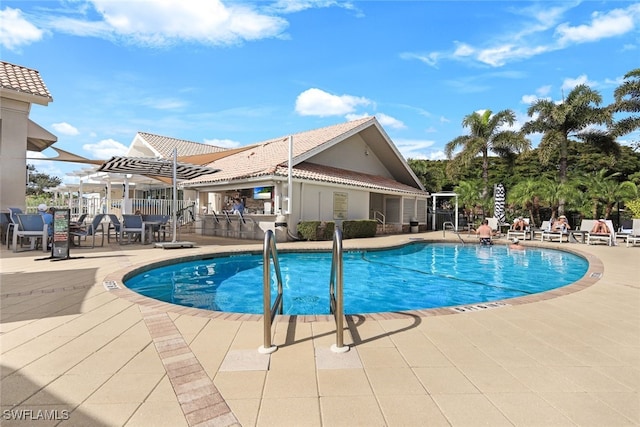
[126, 134, 160, 157]
[308, 133, 393, 179]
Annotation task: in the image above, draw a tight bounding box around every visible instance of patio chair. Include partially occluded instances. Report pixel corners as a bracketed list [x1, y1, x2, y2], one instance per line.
[107, 214, 121, 242]
[70, 214, 106, 248]
[13, 214, 48, 253]
[587, 219, 616, 246]
[625, 219, 640, 247]
[71, 213, 88, 227]
[541, 219, 570, 243]
[121, 214, 145, 244]
[5, 207, 23, 249]
[141, 214, 170, 242]
[507, 218, 530, 240]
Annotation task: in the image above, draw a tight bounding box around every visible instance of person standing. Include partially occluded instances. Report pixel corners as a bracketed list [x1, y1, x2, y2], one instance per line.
[476, 219, 494, 246]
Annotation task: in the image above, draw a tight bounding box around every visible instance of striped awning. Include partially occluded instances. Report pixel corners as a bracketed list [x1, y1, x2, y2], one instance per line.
[97, 156, 219, 180]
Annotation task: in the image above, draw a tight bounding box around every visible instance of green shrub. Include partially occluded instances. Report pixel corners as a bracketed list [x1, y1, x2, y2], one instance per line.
[627, 199, 640, 218]
[342, 220, 377, 239]
[297, 221, 335, 240]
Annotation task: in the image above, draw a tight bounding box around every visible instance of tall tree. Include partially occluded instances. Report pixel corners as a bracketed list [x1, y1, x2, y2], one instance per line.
[522, 84, 617, 214]
[611, 68, 640, 140]
[453, 180, 483, 223]
[583, 169, 638, 219]
[507, 179, 543, 227]
[445, 109, 530, 198]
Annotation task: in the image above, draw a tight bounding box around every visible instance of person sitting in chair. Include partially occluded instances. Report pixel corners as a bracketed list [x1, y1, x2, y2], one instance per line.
[512, 217, 526, 231]
[552, 215, 569, 232]
[231, 198, 244, 215]
[476, 219, 493, 246]
[591, 219, 610, 234]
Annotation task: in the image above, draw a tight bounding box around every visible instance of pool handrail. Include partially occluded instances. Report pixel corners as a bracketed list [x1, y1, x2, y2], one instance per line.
[259, 230, 283, 354]
[329, 228, 349, 353]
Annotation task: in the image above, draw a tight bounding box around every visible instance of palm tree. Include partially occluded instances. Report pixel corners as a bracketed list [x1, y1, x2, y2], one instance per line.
[507, 179, 543, 227]
[445, 109, 530, 197]
[611, 68, 640, 140]
[522, 84, 616, 214]
[537, 178, 579, 220]
[453, 180, 483, 225]
[584, 169, 638, 219]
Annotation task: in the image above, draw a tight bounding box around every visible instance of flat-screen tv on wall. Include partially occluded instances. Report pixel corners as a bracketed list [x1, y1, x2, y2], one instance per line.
[253, 186, 272, 200]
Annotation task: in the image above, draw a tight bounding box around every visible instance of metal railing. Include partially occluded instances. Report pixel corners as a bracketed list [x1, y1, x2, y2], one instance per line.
[329, 228, 349, 353]
[259, 230, 283, 354]
[443, 221, 465, 245]
[372, 210, 385, 227]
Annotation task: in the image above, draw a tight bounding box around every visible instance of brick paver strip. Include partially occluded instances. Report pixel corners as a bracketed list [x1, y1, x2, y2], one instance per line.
[140, 308, 240, 427]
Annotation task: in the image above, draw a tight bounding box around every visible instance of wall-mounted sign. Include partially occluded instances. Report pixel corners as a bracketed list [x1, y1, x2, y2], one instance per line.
[333, 192, 348, 220]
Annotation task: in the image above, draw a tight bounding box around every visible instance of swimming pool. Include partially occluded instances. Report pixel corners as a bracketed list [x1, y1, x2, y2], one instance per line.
[125, 242, 589, 315]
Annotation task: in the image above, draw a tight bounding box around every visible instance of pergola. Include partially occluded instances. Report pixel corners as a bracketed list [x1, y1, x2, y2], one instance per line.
[431, 191, 459, 231]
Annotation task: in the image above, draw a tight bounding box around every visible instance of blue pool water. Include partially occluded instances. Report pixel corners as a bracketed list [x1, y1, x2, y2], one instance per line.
[125, 243, 588, 315]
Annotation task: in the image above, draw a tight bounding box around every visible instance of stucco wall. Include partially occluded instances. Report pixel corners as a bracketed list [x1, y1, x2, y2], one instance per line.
[298, 182, 370, 224]
[0, 98, 30, 210]
[309, 133, 393, 179]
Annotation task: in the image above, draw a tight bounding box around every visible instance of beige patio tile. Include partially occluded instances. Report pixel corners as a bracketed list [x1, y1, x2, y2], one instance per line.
[59, 403, 139, 426]
[486, 392, 574, 426]
[145, 376, 180, 403]
[590, 392, 640, 424]
[23, 373, 110, 407]
[357, 347, 408, 368]
[257, 397, 321, 427]
[432, 393, 513, 426]
[225, 398, 260, 427]
[0, 373, 59, 406]
[262, 369, 318, 398]
[214, 371, 266, 399]
[540, 391, 637, 426]
[317, 368, 373, 396]
[553, 366, 634, 392]
[505, 366, 585, 392]
[396, 341, 453, 367]
[125, 401, 188, 427]
[320, 395, 386, 426]
[413, 366, 479, 394]
[366, 367, 428, 396]
[84, 373, 164, 404]
[377, 395, 450, 426]
[457, 364, 530, 393]
[594, 366, 640, 390]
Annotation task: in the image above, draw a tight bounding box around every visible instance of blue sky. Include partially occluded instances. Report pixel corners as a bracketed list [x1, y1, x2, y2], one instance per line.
[2, 0, 639, 185]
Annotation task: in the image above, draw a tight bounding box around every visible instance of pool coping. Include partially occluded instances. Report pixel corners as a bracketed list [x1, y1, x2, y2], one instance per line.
[103, 239, 604, 323]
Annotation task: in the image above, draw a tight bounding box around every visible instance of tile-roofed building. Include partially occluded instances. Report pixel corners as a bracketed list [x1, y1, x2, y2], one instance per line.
[182, 117, 430, 239]
[0, 61, 53, 103]
[1, 61, 56, 211]
[130, 132, 228, 159]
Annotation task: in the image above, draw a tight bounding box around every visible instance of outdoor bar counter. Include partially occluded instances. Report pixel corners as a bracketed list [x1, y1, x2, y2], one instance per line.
[201, 212, 284, 240]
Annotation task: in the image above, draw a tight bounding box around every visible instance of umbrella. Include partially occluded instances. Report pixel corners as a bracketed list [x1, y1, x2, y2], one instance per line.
[97, 149, 219, 247]
[494, 183, 506, 224]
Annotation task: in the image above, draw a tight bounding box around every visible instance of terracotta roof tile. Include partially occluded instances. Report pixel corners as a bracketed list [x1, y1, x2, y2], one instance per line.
[138, 132, 227, 158]
[0, 61, 52, 100]
[279, 162, 426, 195]
[189, 117, 375, 184]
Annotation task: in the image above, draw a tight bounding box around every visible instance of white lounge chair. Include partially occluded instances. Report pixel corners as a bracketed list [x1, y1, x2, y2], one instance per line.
[507, 218, 530, 240]
[587, 219, 616, 246]
[625, 219, 640, 247]
[541, 219, 569, 243]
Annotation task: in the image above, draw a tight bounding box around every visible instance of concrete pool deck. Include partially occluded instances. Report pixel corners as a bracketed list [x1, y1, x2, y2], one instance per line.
[1, 231, 638, 426]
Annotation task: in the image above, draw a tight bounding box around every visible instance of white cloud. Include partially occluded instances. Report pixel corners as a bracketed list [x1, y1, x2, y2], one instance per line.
[140, 97, 187, 110]
[375, 113, 405, 129]
[295, 88, 372, 117]
[521, 94, 538, 104]
[0, 7, 44, 51]
[52, 122, 79, 136]
[203, 138, 241, 148]
[556, 5, 640, 45]
[43, 0, 289, 47]
[561, 74, 595, 91]
[439, 116, 450, 124]
[393, 138, 436, 160]
[403, 3, 640, 68]
[269, 0, 358, 15]
[82, 138, 128, 158]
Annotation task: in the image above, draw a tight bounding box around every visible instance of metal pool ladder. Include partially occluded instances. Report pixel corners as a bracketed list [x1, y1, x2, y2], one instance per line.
[329, 228, 349, 353]
[259, 230, 283, 354]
